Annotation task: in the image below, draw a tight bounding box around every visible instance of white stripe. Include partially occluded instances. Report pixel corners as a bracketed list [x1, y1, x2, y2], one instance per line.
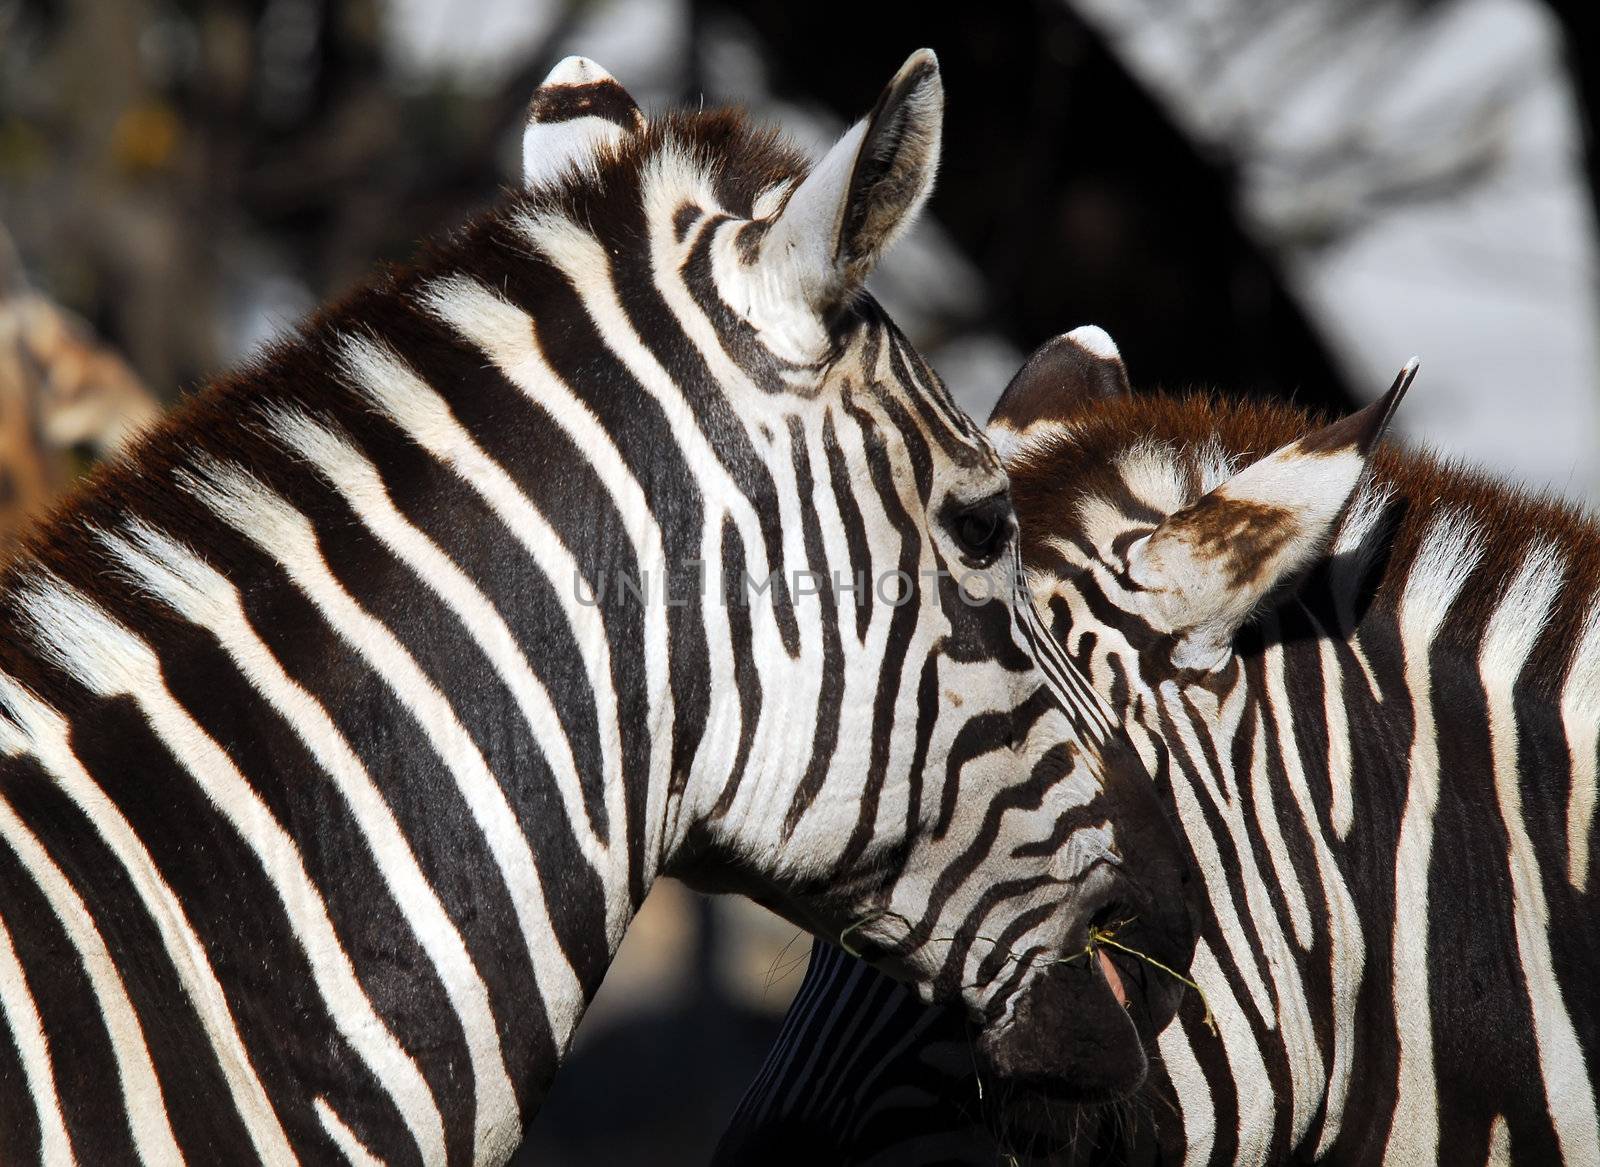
[0, 897, 75, 1165]
[1561, 601, 1600, 890]
[1191, 939, 1273, 1165]
[417, 273, 668, 892]
[179, 457, 591, 1051]
[0, 673, 288, 1165]
[1479, 543, 1600, 1166]
[1485, 1114, 1512, 1167]
[1310, 608, 1358, 841]
[313, 1098, 385, 1167]
[1386, 513, 1483, 1166]
[1328, 482, 1390, 706]
[0, 794, 180, 1165]
[103, 519, 522, 1163]
[1155, 1012, 1214, 1167]
[19, 577, 446, 1166]
[1259, 622, 1352, 1152]
[337, 331, 637, 885]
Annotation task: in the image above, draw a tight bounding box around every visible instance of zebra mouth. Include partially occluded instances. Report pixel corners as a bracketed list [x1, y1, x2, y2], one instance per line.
[1096, 947, 1130, 1008]
[971, 892, 1192, 1129]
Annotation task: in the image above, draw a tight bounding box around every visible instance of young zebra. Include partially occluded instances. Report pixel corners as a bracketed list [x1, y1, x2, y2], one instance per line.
[0, 56, 1199, 1165]
[717, 329, 1600, 1165]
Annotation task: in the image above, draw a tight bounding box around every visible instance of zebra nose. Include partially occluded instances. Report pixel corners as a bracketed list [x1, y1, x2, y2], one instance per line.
[973, 957, 1150, 1102]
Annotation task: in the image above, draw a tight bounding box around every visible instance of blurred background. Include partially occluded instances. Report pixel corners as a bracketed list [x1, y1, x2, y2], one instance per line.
[1, 0, 1596, 1161]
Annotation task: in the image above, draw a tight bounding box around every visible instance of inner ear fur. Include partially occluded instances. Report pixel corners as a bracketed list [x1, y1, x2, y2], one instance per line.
[756, 49, 943, 319]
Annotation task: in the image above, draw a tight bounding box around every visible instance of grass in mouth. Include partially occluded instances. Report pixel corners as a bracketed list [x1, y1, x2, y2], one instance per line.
[839, 910, 1216, 1036]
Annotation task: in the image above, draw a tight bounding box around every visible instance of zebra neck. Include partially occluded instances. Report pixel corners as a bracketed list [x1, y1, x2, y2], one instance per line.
[1141, 569, 1600, 1162]
[0, 297, 721, 1123]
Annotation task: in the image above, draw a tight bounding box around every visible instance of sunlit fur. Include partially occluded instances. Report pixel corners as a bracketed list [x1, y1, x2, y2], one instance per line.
[0, 64, 1196, 1163]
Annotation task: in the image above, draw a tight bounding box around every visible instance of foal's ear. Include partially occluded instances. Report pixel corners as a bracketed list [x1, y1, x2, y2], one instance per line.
[758, 49, 943, 317]
[522, 56, 644, 189]
[988, 326, 1130, 430]
[1129, 361, 1416, 672]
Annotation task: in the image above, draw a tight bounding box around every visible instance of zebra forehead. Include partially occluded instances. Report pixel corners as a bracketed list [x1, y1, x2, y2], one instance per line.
[1115, 440, 1190, 515]
[1007, 387, 1600, 699]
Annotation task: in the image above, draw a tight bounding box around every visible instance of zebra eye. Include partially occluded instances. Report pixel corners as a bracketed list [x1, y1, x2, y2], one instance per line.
[949, 495, 1012, 566]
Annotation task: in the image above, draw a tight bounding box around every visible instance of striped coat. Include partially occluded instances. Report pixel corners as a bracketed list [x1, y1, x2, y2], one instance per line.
[0, 61, 1195, 1164]
[718, 329, 1600, 1165]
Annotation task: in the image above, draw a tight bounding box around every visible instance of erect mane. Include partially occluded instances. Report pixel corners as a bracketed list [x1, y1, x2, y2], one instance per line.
[536, 107, 811, 220]
[3, 105, 809, 576]
[0, 102, 818, 720]
[1007, 391, 1600, 697]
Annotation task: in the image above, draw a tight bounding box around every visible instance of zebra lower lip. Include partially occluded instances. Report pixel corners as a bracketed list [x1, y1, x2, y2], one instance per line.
[1096, 948, 1129, 1008]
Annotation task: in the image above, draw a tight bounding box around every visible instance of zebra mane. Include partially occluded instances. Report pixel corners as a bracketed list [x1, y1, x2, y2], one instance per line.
[1009, 389, 1600, 699]
[0, 104, 812, 706]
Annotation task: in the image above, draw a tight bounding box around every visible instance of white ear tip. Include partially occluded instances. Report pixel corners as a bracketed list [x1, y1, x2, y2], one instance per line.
[542, 56, 613, 88]
[1065, 325, 1121, 362]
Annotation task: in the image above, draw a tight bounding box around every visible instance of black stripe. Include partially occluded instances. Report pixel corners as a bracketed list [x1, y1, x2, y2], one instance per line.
[709, 516, 763, 819]
[780, 418, 846, 839]
[0, 787, 119, 1165]
[822, 409, 874, 643]
[526, 79, 639, 130]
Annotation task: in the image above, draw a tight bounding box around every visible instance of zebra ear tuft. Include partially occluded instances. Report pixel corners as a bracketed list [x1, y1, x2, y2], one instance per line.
[988, 326, 1130, 432]
[1127, 362, 1414, 672]
[522, 56, 644, 189]
[759, 49, 942, 316]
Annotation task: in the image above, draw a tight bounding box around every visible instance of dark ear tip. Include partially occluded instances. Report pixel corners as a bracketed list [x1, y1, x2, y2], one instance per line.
[1299, 358, 1417, 456]
[1361, 358, 1418, 453]
[526, 55, 642, 130]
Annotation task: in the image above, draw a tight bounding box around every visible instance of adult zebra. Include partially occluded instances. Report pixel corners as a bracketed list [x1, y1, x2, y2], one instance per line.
[0, 55, 1198, 1166]
[717, 328, 1600, 1165]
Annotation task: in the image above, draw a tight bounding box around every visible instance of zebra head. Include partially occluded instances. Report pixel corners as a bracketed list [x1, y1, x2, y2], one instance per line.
[977, 329, 1412, 1118]
[989, 328, 1413, 683]
[513, 55, 1197, 1095]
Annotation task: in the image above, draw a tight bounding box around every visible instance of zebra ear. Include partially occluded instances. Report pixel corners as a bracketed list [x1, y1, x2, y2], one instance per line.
[987, 327, 1129, 459]
[1128, 361, 1416, 672]
[522, 56, 644, 189]
[759, 49, 942, 316]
